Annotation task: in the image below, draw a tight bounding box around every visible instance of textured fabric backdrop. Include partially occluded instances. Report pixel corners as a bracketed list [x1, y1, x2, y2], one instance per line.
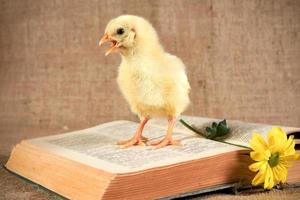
[0, 0, 299, 155]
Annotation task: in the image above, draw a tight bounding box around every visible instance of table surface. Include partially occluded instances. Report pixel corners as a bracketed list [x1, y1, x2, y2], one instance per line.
[1, 155, 300, 200]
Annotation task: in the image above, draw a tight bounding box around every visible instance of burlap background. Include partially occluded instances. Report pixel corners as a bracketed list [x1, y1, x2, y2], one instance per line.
[0, 0, 300, 156]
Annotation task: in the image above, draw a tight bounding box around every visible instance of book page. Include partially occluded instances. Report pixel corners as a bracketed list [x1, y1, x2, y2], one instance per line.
[27, 120, 240, 174]
[149, 116, 300, 147]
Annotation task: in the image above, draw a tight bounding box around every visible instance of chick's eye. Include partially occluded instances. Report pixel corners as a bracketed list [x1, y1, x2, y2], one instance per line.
[116, 28, 124, 35]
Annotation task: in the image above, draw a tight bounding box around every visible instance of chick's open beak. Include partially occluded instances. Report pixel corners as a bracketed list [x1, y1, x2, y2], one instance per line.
[99, 33, 120, 56]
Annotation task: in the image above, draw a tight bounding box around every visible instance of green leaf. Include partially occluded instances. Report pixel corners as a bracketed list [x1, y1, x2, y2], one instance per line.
[205, 127, 212, 133]
[216, 121, 230, 137]
[219, 119, 227, 126]
[207, 131, 217, 139]
[205, 119, 230, 139]
[212, 122, 218, 128]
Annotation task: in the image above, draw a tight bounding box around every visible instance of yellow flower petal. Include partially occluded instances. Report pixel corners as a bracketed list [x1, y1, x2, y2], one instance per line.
[249, 161, 267, 172]
[272, 166, 280, 183]
[264, 165, 275, 189]
[267, 127, 287, 152]
[280, 154, 298, 162]
[252, 169, 266, 186]
[250, 133, 268, 153]
[273, 164, 287, 183]
[284, 136, 296, 155]
[280, 152, 299, 168]
[250, 150, 271, 162]
[250, 152, 264, 161]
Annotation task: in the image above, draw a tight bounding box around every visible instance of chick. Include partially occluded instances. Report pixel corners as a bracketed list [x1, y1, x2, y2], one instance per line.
[99, 15, 190, 149]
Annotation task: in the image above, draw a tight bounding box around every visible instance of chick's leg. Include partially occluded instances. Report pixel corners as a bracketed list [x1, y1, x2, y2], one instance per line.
[151, 117, 181, 149]
[117, 117, 149, 148]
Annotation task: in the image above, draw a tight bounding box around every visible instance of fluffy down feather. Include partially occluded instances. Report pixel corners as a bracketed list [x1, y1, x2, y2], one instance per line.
[118, 52, 190, 118]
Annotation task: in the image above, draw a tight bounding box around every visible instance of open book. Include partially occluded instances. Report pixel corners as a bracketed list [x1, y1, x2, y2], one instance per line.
[5, 116, 300, 200]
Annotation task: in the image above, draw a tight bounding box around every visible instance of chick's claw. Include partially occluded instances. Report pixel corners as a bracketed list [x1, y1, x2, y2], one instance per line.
[150, 138, 182, 149]
[117, 136, 148, 148]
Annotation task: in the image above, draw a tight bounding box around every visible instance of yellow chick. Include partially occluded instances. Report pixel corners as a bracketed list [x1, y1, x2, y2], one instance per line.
[99, 15, 190, 148]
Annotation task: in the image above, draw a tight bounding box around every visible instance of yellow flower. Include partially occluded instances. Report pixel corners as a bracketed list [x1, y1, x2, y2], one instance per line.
[249, 127, 299, 189]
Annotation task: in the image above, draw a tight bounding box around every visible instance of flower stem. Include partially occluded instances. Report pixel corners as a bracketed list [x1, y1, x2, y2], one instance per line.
[179, 119, 252, 150]
[179, 119, 206, 137]
[217, 140, 252, 150]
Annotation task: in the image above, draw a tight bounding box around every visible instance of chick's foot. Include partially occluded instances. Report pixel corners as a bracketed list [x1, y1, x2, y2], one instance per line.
[117, 136, 148, 148]
[116, 117, 149, 148]
[150, 138, 182, 149]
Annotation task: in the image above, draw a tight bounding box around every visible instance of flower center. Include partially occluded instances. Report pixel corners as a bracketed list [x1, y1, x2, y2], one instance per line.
[268, 152, 280, 167]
